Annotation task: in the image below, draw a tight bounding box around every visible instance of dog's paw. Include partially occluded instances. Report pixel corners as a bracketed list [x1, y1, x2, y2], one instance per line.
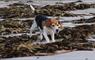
[52, 40, 56, 42]
[46, 40, 50, 43]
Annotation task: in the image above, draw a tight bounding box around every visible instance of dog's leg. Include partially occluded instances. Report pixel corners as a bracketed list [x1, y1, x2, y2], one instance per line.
[39, 33, 43, 40]
[42, 27, 50, 42]
[50, 30, 55, 42]
[30, 20, 37, 37]
[38, 28, 43, 40]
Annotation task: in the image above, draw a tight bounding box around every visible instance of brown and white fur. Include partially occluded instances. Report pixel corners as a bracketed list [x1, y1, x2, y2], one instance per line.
[29, 5, 63, 42]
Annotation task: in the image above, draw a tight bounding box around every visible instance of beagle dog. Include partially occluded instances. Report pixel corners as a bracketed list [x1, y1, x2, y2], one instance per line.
[30, 15, 63, 42]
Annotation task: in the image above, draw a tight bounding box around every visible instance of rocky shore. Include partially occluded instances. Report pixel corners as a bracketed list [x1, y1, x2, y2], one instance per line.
[0, 1, 95, 58]
[0, 23, 95, 58]
[0, 1, 95, 18]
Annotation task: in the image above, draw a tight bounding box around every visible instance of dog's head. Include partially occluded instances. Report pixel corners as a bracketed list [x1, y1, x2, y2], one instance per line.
[45, 17, 63, 33]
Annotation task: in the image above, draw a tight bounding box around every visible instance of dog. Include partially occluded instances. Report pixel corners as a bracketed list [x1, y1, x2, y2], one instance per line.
[30, 15, 63, 42]
[29, 5, 63, 42]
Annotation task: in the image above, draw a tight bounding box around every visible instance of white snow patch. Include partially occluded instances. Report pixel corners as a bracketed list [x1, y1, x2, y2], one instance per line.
[60, 16, 94, 21]
[69, 8, 95, 14]
[2, 51, 95, 60]
[0, 1, 19, 8]
[87, 35, 95, 41]
[62, 22, 75, 27]
[26, 1, 76, 6]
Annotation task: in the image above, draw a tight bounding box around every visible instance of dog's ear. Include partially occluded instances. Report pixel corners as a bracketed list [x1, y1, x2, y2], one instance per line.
[43, 19, 52, 26]
[47, 19, 52, 25]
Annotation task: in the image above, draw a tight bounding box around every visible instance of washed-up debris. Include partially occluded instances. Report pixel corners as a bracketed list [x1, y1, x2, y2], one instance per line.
[0, 1, 95, 58]
[0, 19, 33, 35]
[0, 24, 95, 58]
[0, 2, 95, 18]
[35, 2, 95, 16]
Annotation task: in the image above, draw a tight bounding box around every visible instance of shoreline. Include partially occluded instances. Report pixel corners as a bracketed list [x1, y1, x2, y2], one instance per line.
[1, 49, 95, 60]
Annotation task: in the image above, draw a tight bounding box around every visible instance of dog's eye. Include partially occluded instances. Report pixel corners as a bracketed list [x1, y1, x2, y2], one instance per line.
[52, 25, 55, 26]
[57, 25, 59, 26]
